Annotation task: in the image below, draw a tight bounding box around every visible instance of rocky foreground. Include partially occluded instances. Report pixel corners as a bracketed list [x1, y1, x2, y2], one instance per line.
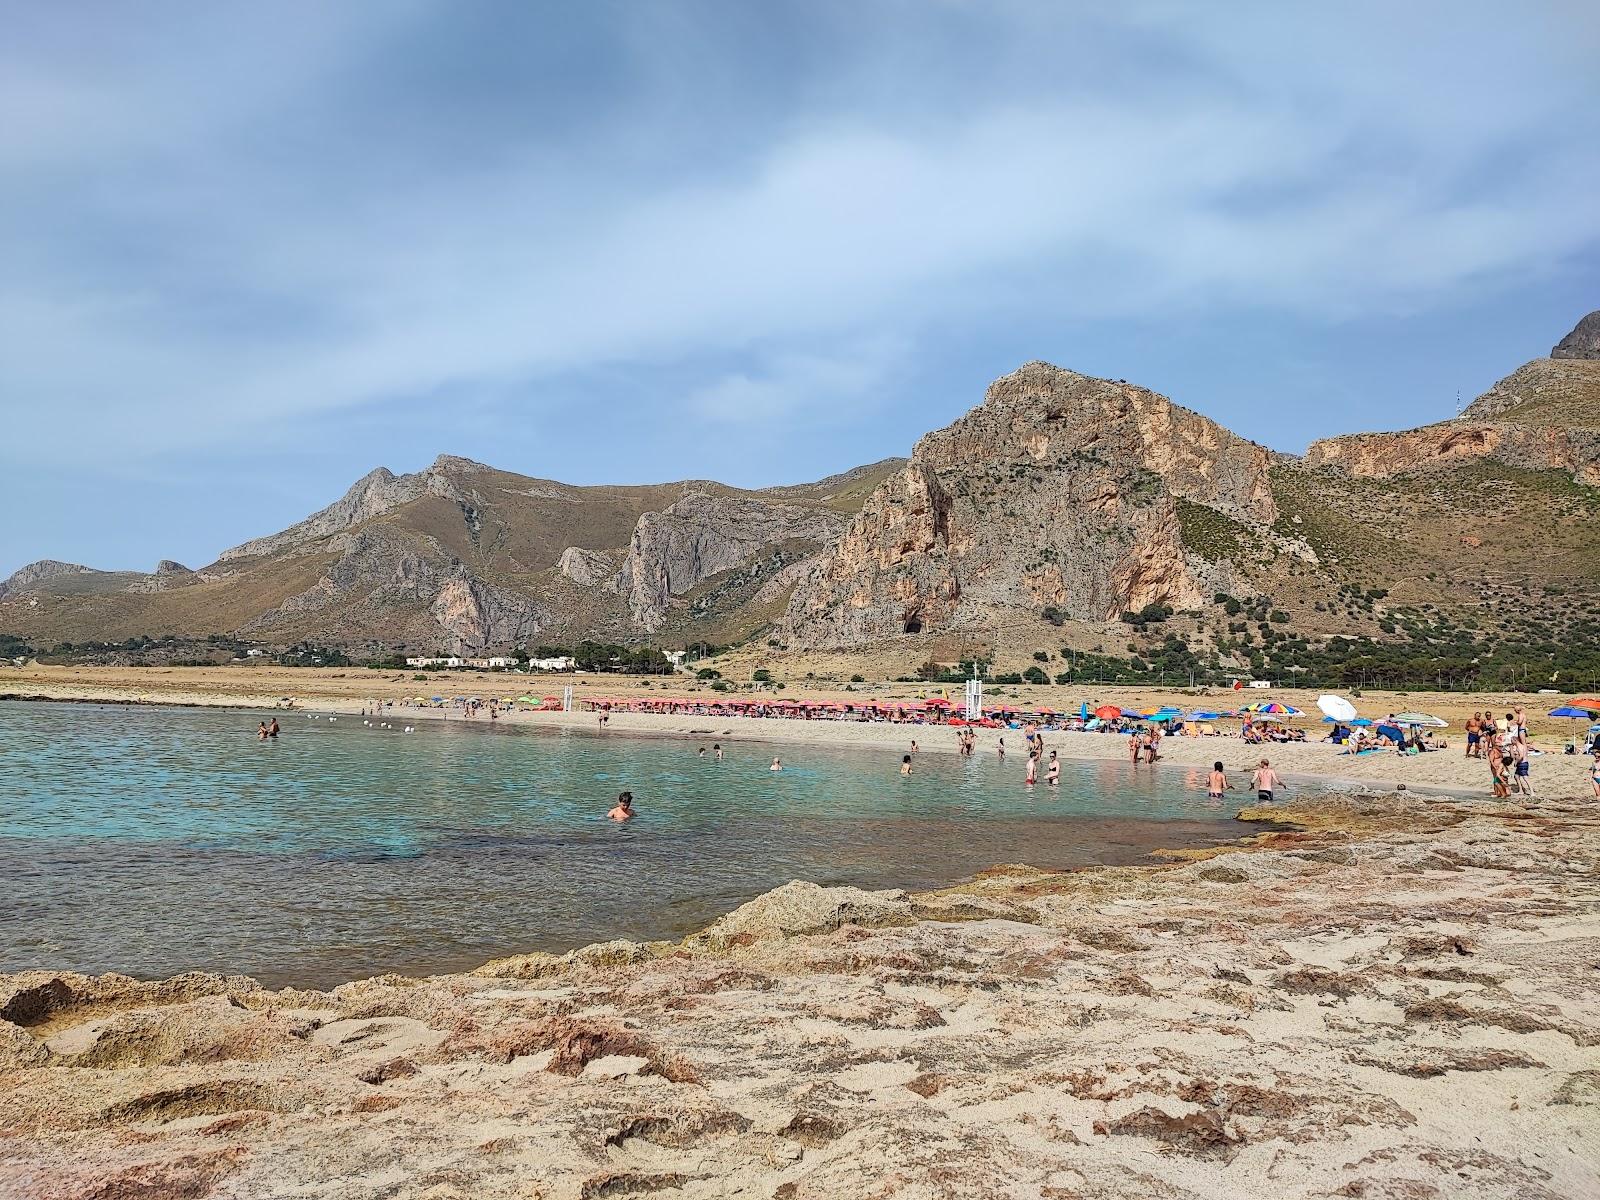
[3, 794, 1598, 1199]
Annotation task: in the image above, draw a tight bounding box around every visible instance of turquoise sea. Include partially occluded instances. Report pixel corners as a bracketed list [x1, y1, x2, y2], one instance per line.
[0, 700, 1246, 987]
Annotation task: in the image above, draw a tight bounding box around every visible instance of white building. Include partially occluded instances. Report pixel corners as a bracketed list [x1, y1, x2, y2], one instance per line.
[529, 655, 576, 672]
[405, 656, 465, 668]
[467, 656, 520, 669]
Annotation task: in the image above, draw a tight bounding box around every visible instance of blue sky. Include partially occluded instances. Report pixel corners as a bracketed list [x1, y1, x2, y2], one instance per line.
[2, 1, 1597, 576]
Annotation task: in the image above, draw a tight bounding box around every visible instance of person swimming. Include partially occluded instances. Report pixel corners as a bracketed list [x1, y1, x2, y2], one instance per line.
[901, 754, 913, 776]
[607, 791, 634, 821]
[770, 757, 783, 772]
[1207, 761, 1232, 798]
[697, 746, 706, 758]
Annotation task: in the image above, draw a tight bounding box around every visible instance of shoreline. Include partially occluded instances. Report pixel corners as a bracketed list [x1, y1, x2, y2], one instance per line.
[4, 683, 1587, 799]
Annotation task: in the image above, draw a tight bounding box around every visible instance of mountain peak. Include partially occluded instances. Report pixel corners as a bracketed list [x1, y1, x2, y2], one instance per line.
[1552, 310, 1600, 361]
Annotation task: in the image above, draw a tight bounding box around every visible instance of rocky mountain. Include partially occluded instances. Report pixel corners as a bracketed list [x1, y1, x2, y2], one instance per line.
[0, 456, 904, 654]
[3, 313, 1596, 665]
[779, 313, 1599, 663]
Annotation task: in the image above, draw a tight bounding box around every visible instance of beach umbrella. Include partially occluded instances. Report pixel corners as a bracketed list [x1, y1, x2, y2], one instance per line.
[1188, 710, 1222, 721]
[1549, 705, 1600, 719]
[1079, 701, 1089, 720]
[1094, 704, 1121, 720]
[1321, 715, 1373, 726]
[1571, 696, 1600, 709]
[1242, 701, 1301, 716]
[1393, 712, 1447, 728]
[1317, 694, 1358, 723]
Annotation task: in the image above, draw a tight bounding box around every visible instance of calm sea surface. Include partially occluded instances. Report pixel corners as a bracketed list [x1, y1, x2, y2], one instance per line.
[0, 700, 1246, 987]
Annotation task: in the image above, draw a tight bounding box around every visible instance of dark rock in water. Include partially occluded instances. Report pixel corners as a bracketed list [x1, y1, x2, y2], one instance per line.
[1552, 310, 1600, 360]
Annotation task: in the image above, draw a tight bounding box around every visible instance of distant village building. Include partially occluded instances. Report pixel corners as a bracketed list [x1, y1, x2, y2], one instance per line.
[405, 656, 465, 668]
[528, 655, 576, 672]
[245, 648, 267, 657]
[466, 656, 520, 669]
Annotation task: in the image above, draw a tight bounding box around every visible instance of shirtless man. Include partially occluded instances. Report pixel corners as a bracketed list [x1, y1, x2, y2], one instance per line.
[1250, 758, 1284, 803]
[1025, 750, 1038, 786]
[607, 792, 634, 822]
[1207, 761, 1233, 798]
[1465, 713, 1481, 758]
[266, 717, 279, 739]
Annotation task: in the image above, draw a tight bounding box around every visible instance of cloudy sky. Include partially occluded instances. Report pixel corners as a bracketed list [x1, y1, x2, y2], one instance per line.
[3, 1, 1597, 575]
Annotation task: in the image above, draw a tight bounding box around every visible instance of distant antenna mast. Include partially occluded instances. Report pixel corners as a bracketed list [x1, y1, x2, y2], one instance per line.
[1454, 388, 1462, 417]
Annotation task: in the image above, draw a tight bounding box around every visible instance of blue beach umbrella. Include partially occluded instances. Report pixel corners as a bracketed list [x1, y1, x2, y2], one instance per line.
[1549, 705, 1600, 719]
[1322, 715, 1373, 726]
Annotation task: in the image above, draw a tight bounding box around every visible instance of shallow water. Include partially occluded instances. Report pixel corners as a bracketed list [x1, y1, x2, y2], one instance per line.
[0, 701, 1247, 987]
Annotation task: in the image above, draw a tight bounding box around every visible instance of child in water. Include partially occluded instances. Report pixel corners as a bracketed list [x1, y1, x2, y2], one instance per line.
[607, 792, 634, 822]
[770, 757, 783, 772]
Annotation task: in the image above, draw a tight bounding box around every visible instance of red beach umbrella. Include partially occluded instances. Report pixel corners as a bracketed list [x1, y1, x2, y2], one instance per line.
[1094, 704, 1121, 720]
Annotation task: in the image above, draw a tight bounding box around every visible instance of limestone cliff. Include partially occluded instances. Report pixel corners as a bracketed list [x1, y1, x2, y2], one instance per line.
[612, 492, 848, 631]
[1304, 324, 1600, 486]
[0, 560, 97, 599]
[783, 364, 1277, 647]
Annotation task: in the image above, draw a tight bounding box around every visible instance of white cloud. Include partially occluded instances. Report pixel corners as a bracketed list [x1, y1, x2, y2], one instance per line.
[1, 0, 1597, 471]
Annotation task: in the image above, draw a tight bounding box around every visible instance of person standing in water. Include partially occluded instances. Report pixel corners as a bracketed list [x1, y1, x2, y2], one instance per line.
[1207, 761, 1232, 798]
[713, 743, 723, 761]
[1025, 749, 1039, 786]
[997, 737, 1006, 759]
[901, 754, 913, 776]
[257, 721, 270, 740]
[1046, 750, 1060, 786]
[770, 757, 783, 772]
[1250, 758, 1284, 803]
[266, 717, 279, 739]
[607, 792, 634, 821]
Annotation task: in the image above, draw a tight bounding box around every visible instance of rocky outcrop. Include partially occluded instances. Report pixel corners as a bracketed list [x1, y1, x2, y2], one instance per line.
[1551, 309, 1600, 360]
[613, 492, 848, 630]
[783, 364, 1273, 647]
[1304, 420, 1600, 486]
[557, 546, 614, 587]
[1306, 349, 1600, 486]
[126, 560, 199, 594]
[218, 456, 483, 562]
[241, 526, 546, 651]
[0, 560, 97, 598]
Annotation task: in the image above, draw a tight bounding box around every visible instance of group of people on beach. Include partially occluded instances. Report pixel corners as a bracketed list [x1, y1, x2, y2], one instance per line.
[1466, 709, 1539, 798]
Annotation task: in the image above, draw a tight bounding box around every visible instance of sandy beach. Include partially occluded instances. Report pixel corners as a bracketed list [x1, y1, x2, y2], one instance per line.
[4, 664, 1595, 799]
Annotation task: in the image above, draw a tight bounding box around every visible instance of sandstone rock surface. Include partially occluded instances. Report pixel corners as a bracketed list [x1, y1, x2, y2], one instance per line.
[3, 792, 1596, 1199]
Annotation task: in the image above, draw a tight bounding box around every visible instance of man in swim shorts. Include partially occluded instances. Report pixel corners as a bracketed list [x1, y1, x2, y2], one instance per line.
[607, 792, 634, 821]
[1250, 758, 1284, 803]
[1207, 761, 1232, 798]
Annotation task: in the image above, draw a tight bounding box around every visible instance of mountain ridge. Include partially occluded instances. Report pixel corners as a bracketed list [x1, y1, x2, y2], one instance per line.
[4, 315, 1596, 664]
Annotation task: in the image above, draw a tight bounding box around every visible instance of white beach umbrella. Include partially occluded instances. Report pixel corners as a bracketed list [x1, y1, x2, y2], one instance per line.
[1317, 694, 1358, 723]
[1393, 712, 1447, 728]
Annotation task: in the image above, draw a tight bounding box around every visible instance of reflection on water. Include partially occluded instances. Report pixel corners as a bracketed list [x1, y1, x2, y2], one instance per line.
[0, 701, 1242, 988]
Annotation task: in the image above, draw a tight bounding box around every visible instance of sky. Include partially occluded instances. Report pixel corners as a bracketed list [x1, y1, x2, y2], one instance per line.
[3, 1, 1598, 576]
